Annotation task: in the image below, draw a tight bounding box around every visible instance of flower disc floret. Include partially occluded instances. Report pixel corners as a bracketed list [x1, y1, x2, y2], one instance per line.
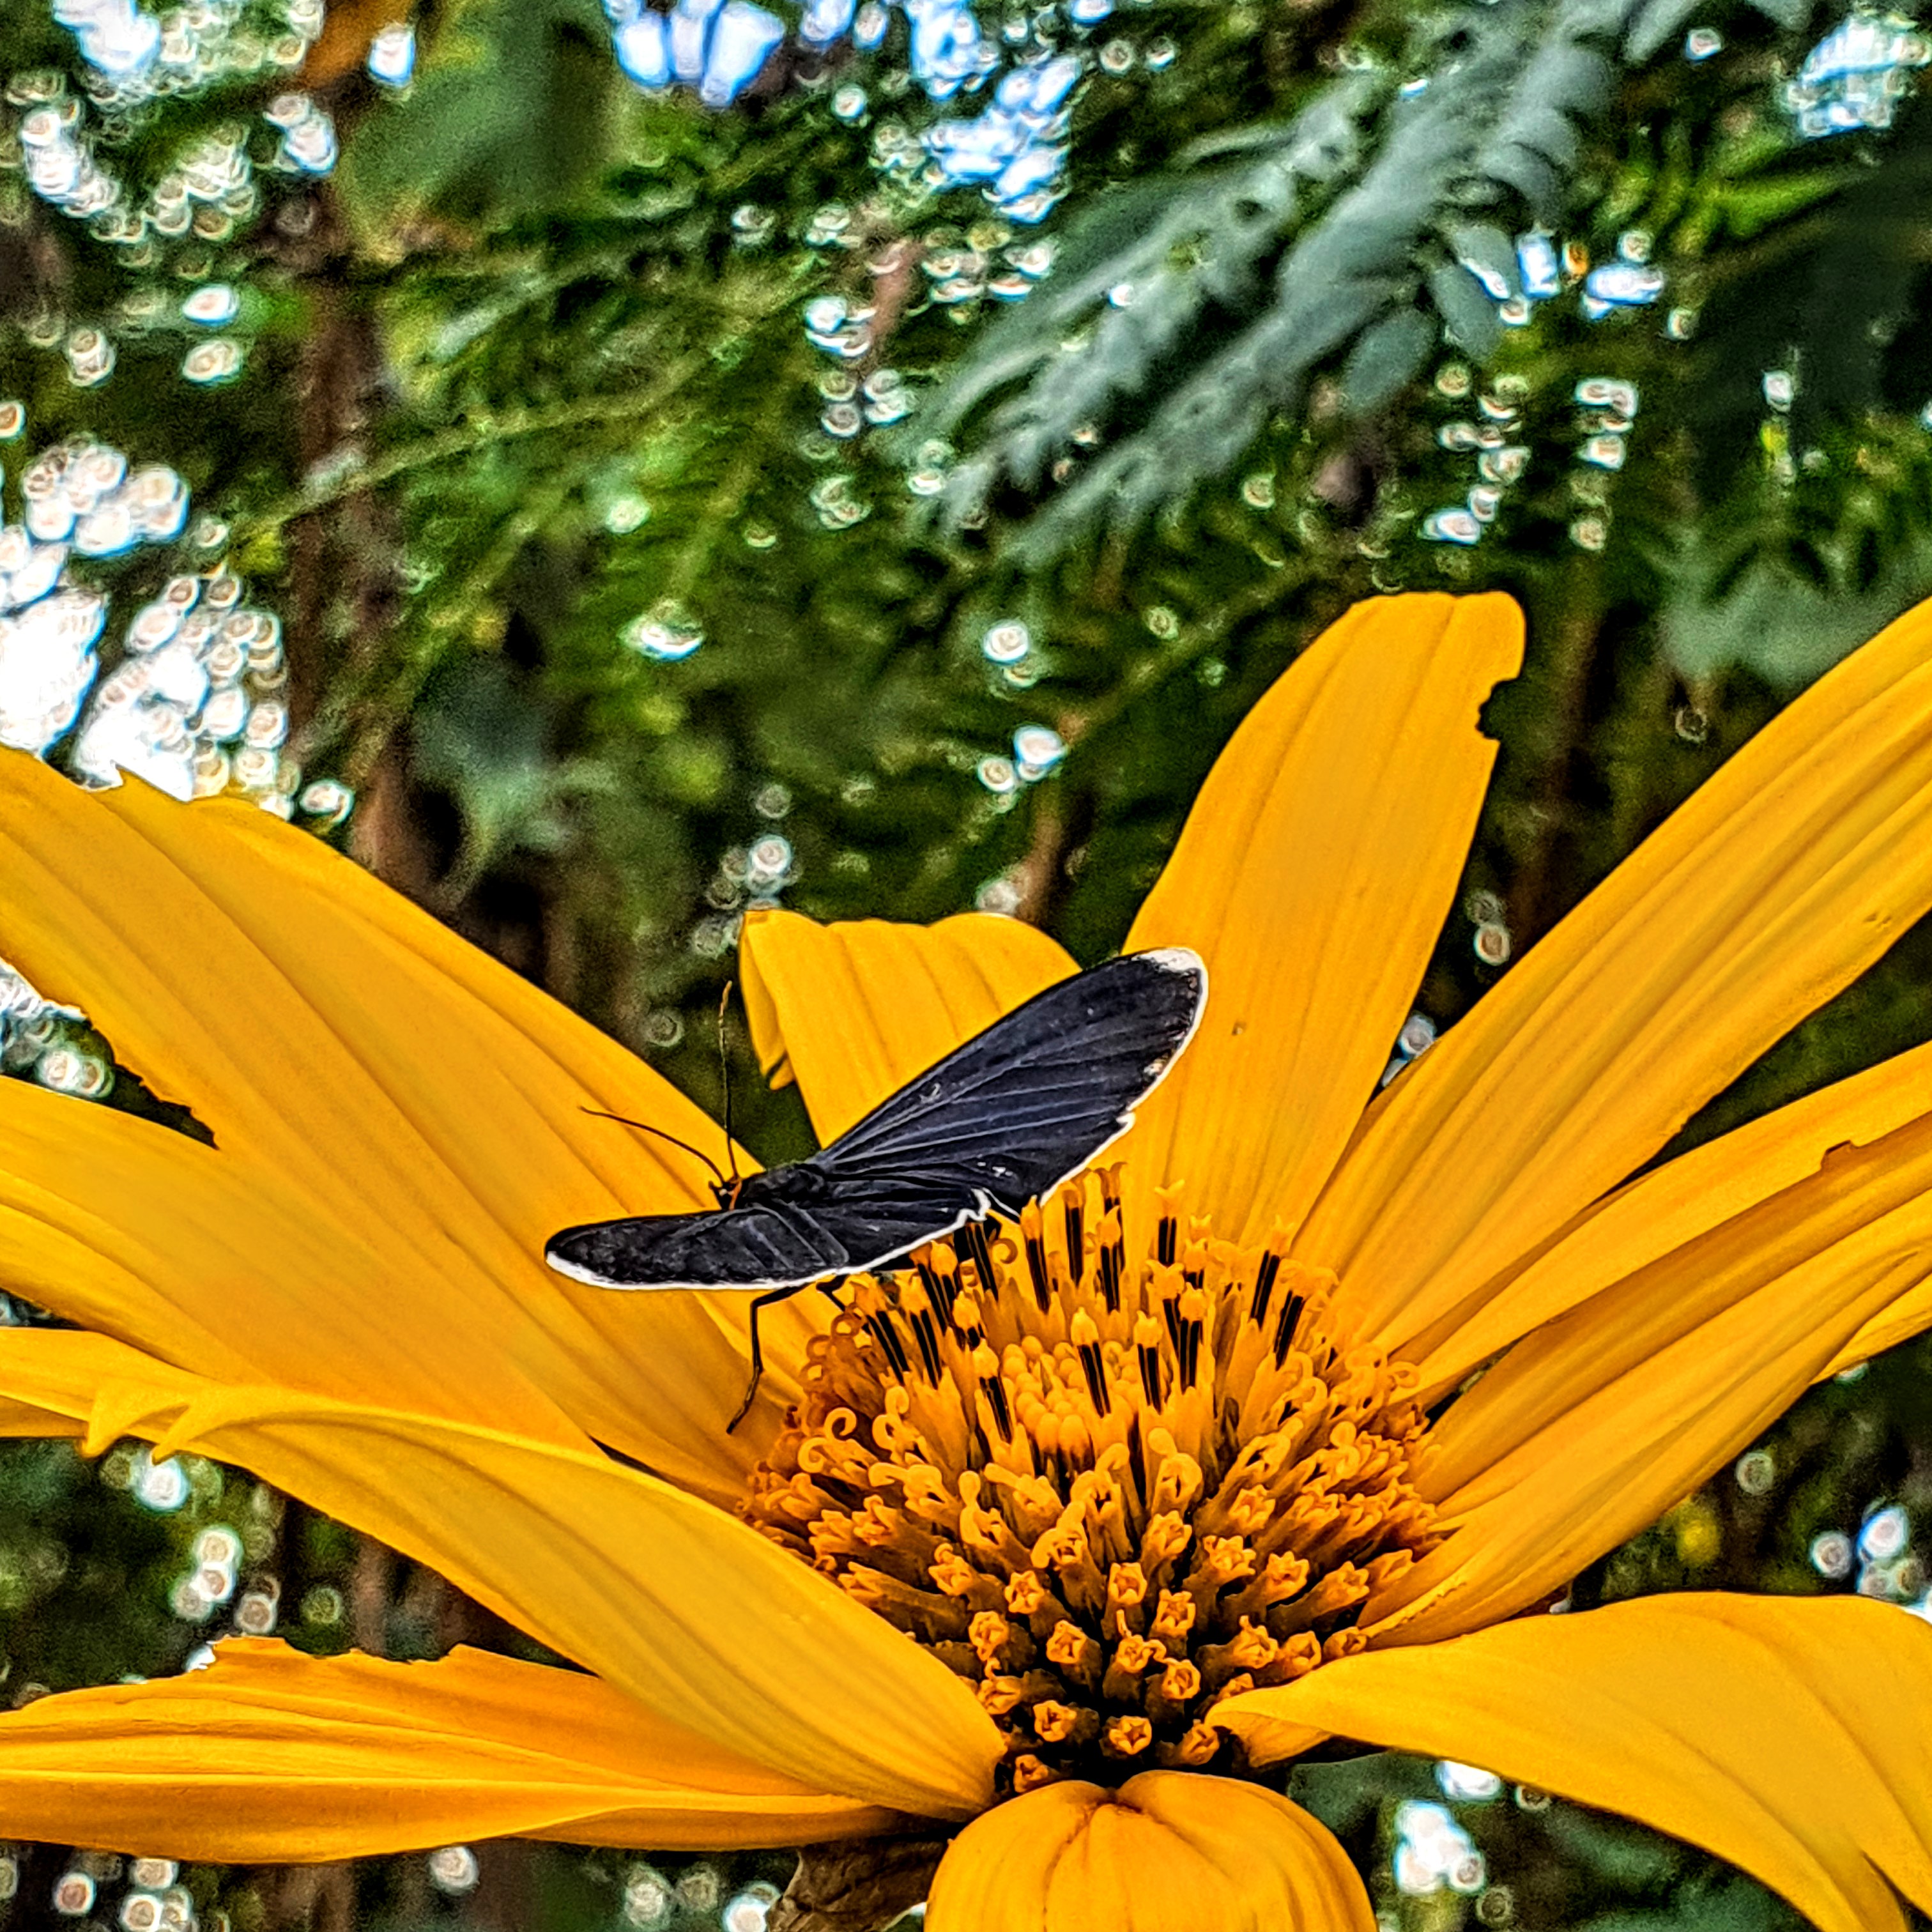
[744, 1172, 1441, 1791]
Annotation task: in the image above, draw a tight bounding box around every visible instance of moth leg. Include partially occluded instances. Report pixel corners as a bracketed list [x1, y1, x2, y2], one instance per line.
[729, 1284, 803, 1434]
[816, 1273, 850, 1310]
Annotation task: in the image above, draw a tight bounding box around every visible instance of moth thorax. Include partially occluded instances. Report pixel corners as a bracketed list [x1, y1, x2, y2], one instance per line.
[740, 1171, 1440, 1792]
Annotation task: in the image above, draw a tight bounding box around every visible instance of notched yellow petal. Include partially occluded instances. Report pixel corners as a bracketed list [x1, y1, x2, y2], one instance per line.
[1304, 592, 1932, 1358]
[1124, 592, 1522, 1251]
[0, 1333, 1001, 1823]
[0, 1639, 905, 1860]
[0, 751, 808, 1494]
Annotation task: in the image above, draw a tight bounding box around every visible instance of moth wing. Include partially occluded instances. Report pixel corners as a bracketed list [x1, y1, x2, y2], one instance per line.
[544, 1203, 848, 1291]
[544, 948, 1206, 1292]
[809, 947, 1206, 1213]
[756, 1170, 1008, 1280]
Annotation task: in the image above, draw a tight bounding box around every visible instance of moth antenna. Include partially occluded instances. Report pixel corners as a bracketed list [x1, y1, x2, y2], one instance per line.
[718, 981, 744, 1208]
[579, 1108, 728, 1189]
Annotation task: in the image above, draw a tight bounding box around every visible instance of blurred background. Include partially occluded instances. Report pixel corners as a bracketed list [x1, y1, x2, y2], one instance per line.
[4, 0, 1932, 1922]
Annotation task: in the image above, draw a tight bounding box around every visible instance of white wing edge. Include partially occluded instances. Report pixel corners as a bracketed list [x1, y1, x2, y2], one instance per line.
[544, 948, 1208, 1295]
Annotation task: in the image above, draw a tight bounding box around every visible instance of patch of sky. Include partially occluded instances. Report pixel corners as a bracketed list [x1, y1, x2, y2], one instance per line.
[18, 96, 123, 222]
[0, 439, 192, 755]
[265, 90, 337, 174]
[1581, 260, 1666, 321]
[0, 421, 307, 814]
[1418, 376, 1535, 550]
[981, 618, 1031, 663]
[1436, 1761, 1503, 1803]
[53, 0, 162, 78]
[603, 0, 1094, 224]
[799, 0, 857, 39]
[1787, 12, 1930, 139]
[44, 0, 325, 102]
[1380, 1010, 1436, 1086]
[925, 52, 1078, 217]
[1811, 1528, 1855, 1579]
[367, 22, 417, 86]
[1011, 722, 1063, 777]
[181, 284, 241, 326]
[1515, 232, 1561, 300]
[1392, 1800, 1485, 1897]
[1851, 1500, 1928, 1605]
[609, 0, 789, 103]
[1419, 507, 1482, 545]
[1501, 226, 1668, 329]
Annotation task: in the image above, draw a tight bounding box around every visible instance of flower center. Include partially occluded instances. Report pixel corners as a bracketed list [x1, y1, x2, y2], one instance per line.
[743, 1171, 1440, 1793]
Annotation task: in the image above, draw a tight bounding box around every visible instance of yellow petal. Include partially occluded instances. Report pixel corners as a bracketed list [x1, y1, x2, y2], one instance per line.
[0, 1332, 1000, 1822]
[738, 907, 1077, 1143]
[0, 1330, 172, 1438]
[0, 755, 811, 1493]
[0, 1070, 789, 1504]
[0, 1075, 592, 1438]
[927, 1781, 1096, 1928]
[1298, 593, 1932, 1354]
[1823, 1287, 1932, 1378]
[1369, 1111, 1932, 1643]
[0, 755, 720, 1205]
[1122, 594, 1522, 1246]
[1411, 1036, 1932, 1398]
[0, 1085, 262, 1383]
[1217, 1594, 1932, 1932]
[0, 1638, 901, 1859]
[926, 1774, 1374, 1932]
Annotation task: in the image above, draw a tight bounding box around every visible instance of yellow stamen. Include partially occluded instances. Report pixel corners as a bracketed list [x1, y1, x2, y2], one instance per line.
[744, 1174, 1439, 1793]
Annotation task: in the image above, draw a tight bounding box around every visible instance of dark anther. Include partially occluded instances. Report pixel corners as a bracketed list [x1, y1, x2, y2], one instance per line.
[908, 1305, 944, 1383]
[1248, 1250, 1282, 1327]
[916, 1250, 957, 1328]
[956, 1220, 999, 1296]
[1023, 1225, 1054, 1313]
[983, 1372, 1013, 1441]
[1179, 1316, 1202, 1388]
[1271, 1291, 1306, 1368]
[1138, 1339, 1163, 1408]
[1098, 1239, 1124, 1314]
[1160, 1294, 1182, 1351]
[1078, 1336, 1110, 1417]
[866, 1310, 911, 1379]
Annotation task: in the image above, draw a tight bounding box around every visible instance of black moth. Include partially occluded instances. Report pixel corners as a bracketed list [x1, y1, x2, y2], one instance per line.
[546, 947, 1207, 1423]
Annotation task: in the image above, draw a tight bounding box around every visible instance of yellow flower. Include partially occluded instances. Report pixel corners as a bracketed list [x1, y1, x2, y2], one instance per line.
[3, 592, 1932, 1929]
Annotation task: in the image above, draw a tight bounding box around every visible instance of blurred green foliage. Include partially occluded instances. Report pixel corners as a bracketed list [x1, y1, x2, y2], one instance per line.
[8, 0, 1932, 1924]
